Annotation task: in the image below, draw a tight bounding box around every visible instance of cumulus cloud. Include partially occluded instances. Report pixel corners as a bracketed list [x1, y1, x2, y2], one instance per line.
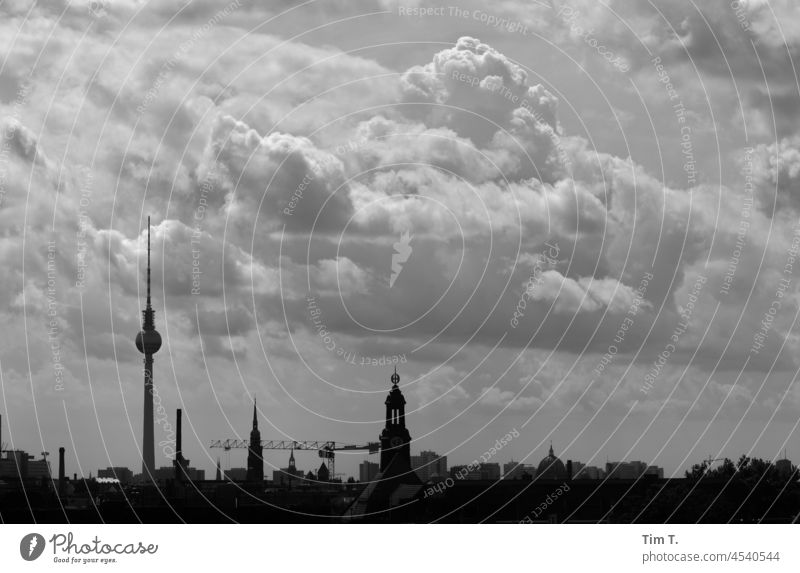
[399, 36, 564, 180]
[750, 135, 800, 213]
[202, 114, 353, 234]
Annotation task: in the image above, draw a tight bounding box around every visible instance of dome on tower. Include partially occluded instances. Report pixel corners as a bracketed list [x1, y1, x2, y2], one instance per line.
[135, 329, 162, 354]
[536, 444, 567, 480]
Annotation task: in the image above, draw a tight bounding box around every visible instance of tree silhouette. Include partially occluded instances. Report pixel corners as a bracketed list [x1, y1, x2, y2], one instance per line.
[616, 456, 799, 523]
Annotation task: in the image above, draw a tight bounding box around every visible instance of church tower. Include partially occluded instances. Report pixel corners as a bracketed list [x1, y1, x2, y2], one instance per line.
[379, 367, 412, 473]
[246, 398, 263, 482]
[344, 367, 420, 518]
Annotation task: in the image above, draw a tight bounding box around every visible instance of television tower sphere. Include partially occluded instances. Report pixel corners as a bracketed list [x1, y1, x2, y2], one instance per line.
[136, 329, 162, 354]
[135, 215, 161, 356]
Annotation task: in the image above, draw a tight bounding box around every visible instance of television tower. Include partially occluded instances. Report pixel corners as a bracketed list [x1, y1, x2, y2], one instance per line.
[135, 216, 161, 480]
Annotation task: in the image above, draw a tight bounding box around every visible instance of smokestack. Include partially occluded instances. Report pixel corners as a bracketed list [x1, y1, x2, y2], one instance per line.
[174, 408, 183, 481]
[176, 408, 182, 459]
[58, 447, 65, 495]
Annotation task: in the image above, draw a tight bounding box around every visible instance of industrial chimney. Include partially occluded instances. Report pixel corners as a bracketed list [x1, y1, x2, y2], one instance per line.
[174, 408, 184, 481]
[58, 447, 65, 496]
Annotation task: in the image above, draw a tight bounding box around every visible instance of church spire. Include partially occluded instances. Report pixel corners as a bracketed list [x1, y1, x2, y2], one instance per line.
[246, 398, 263, 482]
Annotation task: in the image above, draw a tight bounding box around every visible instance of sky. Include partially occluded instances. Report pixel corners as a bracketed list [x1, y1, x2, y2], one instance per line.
[2, 0, 800, 481]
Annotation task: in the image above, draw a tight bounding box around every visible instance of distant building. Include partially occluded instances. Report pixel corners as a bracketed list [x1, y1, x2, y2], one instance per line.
[153, 465, 204, 483]
[536, 445, 567, 480]
[776, 458, 794, 477]
[359, 461, 379, 483]
[224, 468, 248, 481]
[448, 463, 500, 480]
[504, 461, 522, 479]
[317, 462, 330, 482]
[97, 467, 133, 484]
[450, 465, 481, 480]
[606, 462, 636, 479]
[478, 463, 501, 480]
[645, 465, 664, 479]
[272, 450, 303, 486]
[153, 466, 175, 483]
[574, 465, 603, 479]
[411, 450, 448, 482]
[504, 461, 535, 479]
[0, 450, 51, 480]
[605, 461, 660, 479]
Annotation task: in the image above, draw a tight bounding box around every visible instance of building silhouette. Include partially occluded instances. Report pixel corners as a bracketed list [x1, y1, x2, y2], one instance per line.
[272, 450, 303, 486]
[449, 464, 478, 479]
[359, 461, 379, 482]
[224, 468, 248, 481]
[317, 462, 329, 482]
[776, 457, 794, 477]
[134, 217, 161, 480]
[97, 467, 133, 485]
[574, 465, 603, 479]
[153, 465, 205, 483]
[503, 460, 535, 480]
[449, 463, 501, 480]
[0, 450, 50, 480]
[479, 463, 501, 480]
[411, 450, 447, 482]
[604, 460, 663, 479]
[536, 444, 567, 480]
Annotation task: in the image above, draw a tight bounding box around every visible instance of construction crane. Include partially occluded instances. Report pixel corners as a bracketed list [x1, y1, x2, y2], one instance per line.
[702, 456, 725, 470]
[209, 440, 380, 478]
